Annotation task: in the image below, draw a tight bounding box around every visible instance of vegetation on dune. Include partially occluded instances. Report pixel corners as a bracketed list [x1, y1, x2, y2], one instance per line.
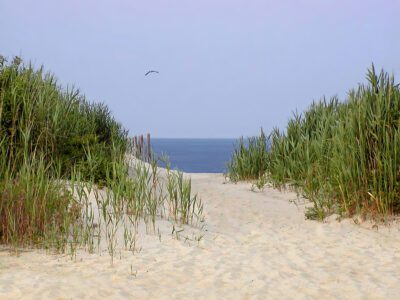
[0, 56, 127, 183]
[227, 66, 400, 220]
[0, 56, 203, 259]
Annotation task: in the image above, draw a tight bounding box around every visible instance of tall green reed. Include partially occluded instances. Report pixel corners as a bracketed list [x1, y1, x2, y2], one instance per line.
[226, 129, 269, 182]
[228, 65, 400, 220]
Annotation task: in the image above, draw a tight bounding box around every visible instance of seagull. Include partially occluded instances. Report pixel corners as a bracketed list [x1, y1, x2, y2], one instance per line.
[145, 70, 159, 76]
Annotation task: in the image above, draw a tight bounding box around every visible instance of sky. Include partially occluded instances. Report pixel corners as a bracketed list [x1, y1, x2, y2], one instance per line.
[1, 1, 399, 138]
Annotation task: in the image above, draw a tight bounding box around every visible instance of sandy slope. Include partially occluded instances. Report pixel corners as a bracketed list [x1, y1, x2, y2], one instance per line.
[1, 173, 400, 299]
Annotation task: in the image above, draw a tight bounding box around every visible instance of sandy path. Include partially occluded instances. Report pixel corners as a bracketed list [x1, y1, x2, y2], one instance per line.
[1, 173, 400, 299]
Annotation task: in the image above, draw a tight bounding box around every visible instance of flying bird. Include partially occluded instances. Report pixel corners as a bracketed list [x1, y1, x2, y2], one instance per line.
[145, 70, 159, 76]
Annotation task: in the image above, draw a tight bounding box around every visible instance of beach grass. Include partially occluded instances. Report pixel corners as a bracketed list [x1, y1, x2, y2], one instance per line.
[226, 130, 269, 182]
[227, 65, 400, 220]
[0, 56, 203, 260]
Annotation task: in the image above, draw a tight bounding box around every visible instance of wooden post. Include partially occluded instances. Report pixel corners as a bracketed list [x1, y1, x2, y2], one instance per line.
[134, 136, 138, 156]
[130, 134, 152, 161]
[147, 133, 151, 161]
[140, 135, 144, 159]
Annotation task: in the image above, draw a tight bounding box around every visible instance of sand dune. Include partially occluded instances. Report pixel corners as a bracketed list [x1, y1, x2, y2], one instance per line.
[1, 173, 400, 299]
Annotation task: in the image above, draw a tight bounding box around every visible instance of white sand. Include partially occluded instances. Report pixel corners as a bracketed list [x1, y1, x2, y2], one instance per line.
[1, 172, 400, 299]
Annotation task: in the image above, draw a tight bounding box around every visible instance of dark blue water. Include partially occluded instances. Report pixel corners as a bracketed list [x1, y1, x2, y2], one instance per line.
[151, 139, 237, 173]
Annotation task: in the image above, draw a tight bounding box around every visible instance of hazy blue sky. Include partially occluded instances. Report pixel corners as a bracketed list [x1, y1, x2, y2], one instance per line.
[1, 1, 399, 138]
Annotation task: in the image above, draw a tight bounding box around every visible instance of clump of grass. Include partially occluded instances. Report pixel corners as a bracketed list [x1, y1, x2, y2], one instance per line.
[0, 55, 125, 249]
[161, 157, 204, 226]
[228, 65, 400, 220]
[0, 157, 76, 250]
[251, 173, 269, 192]
[0, 56, 203, 260]
[226, 129, 269, 182]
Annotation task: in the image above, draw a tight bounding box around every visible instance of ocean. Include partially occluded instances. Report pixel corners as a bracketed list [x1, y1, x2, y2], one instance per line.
[151, 138, 237, 173]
